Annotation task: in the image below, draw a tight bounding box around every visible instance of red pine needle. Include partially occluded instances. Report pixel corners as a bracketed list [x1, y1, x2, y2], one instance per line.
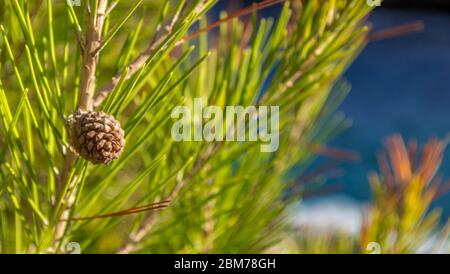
[369, 21, 424, 42]
[307, 143, 360, 162]
[183, 0, 286, 42]
[62, 200, 171, 222]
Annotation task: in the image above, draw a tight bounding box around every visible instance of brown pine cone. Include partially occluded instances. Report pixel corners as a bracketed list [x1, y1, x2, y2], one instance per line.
[66, 110, 125, 164]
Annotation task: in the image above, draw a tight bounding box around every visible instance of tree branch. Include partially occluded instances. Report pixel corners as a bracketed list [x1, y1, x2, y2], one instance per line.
[93, 0, 286, 108]
[52, 0, 109, 253]
[78, 0, 109, 111]
[116, 144, 220, 253]
[92, 2, 184, 108]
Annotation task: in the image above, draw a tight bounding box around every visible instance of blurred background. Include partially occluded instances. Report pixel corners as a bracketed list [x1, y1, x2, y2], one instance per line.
[215, 0, 450, 229]
[334, 0, 450, 220]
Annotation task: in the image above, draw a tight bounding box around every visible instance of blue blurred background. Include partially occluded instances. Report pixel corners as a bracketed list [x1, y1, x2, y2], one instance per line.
[334, 2, 450, 218]
[214, 1, 450, 218]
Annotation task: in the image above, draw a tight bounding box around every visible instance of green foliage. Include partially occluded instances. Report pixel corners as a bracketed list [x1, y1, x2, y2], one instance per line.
[360, 135, 450, 254]
[287, 135, 450, 254]
[2, 0, 445, 255]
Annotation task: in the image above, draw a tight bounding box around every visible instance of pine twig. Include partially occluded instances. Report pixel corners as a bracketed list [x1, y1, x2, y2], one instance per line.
[78, 1, 109, 111]
[53, 0, 110, 253]
[116, 144, 219, 253]
[92, 0, 287, 108]
[92, 1, 186, 108]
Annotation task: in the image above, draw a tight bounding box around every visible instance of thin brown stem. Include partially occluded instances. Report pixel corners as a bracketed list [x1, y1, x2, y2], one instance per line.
[78, 0, 108, 111]
[368, 21, 424, 42]
[184, 0, 285, 43]
[52, 0, 109, 253]
[61, 200, 171, 221]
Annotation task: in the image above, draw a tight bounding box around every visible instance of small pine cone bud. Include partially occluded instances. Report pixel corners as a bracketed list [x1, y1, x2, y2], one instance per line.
[66, 110, 125, 164]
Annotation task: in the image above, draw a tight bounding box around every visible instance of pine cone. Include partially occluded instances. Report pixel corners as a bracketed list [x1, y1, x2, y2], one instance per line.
[66, 110, 125, 164]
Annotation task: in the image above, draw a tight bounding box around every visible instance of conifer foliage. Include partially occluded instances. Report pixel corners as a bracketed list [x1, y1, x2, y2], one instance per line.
[1, 0, 446, 254]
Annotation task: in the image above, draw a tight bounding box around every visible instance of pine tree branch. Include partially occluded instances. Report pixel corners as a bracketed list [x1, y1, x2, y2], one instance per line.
[78, 0, 109, 111]
[116, 144, 220, 253]
[92, 1, 187, 108]
[53, 0, 109, 253]
[92, 0, 286, 108]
